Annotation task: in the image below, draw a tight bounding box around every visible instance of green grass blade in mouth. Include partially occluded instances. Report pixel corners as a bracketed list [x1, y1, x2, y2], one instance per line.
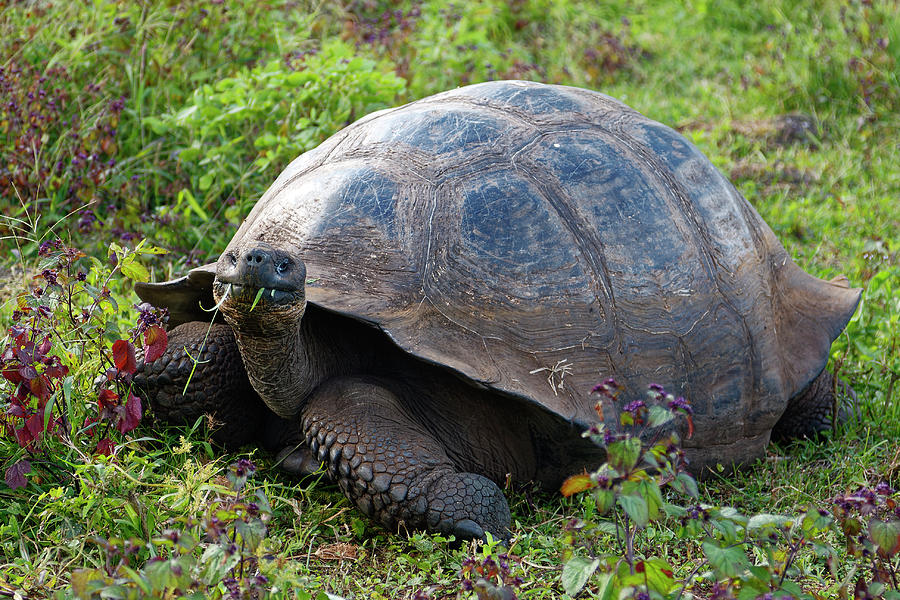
[204, 283, 232, 312]
[250, 287, 265, 311]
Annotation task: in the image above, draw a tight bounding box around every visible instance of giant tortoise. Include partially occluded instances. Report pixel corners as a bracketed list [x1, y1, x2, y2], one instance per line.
[134, 80, 861, 541]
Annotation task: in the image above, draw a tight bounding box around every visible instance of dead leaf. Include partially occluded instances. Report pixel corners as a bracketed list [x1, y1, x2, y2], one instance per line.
[314, 542, 359, 561]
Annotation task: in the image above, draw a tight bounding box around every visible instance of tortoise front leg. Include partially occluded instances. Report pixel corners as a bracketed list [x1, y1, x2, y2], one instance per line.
[134, 321, 272, 448]
[302, 376, 511, 541]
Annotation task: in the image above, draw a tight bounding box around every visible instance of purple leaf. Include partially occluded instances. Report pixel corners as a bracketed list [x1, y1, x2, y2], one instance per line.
[117, 393, 142, 434]
[96, 438, 115, 456]
[143, 326, 167, 362]
[5, 459, 31, 489]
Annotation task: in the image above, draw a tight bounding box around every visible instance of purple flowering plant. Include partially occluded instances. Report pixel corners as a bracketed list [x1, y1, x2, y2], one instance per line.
[1, 238, 168, 490]
[457, 551, 525, 600]
[831, 483, 900, 596]
[559, 380, 900, 599]
[559, 380, 694, 598]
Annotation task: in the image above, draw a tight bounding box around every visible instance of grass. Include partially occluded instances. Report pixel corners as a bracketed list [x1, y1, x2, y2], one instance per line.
[1, 0, 898, 598]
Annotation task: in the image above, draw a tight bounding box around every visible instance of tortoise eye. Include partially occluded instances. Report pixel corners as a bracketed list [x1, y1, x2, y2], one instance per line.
[227, 252, 237, 265]
[276, 259, 290, 274]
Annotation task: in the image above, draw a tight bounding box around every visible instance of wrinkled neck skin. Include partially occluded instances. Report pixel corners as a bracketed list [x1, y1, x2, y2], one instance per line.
[219, 296, 337, 420]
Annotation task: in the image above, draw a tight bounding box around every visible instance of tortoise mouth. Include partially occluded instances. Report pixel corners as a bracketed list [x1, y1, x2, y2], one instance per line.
[213, 278, 304, 310]
[212, 241, 308, 317]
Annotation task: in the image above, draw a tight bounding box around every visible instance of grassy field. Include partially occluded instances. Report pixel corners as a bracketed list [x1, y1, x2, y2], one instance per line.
[1, 0, 898, 598]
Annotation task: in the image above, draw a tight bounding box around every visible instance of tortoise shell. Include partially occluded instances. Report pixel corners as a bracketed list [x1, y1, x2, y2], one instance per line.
[168, 81, 861, 469]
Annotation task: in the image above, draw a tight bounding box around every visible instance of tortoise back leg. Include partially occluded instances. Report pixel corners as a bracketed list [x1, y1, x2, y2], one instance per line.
[771, 368, 856, 441]
[303, 376, 511, 541]
[134, 321, 272, 448]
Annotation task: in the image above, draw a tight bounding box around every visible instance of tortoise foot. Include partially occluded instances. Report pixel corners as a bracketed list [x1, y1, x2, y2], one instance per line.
[421, 471, 511, 542]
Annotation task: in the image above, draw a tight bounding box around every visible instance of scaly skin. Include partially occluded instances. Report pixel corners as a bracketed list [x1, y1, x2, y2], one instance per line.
[133, 322, 266, 447]
[772, 369, 855, 441]
[135, 319, 514, 540]
[133, 321, 302, 453]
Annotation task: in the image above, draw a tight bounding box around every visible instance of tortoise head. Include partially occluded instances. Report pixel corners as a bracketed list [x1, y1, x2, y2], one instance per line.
[212, 241, 308, 335]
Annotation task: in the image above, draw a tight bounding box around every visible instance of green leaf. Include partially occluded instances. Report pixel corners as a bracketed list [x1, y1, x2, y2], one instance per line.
[178, 146, 201, 162]
[641, 557, 676, 595]
[595, 520, 621, 538]
[70, 569, 107, 598]
[144, 559, 175, 592]
[870, 519, 900, 556]
[716, 506, 748, 525]
[254, 132, 279, 149]
[778, 578, 804, 598]
[669, 472, 699, 498]
[663, 502, 687, 518]
[135, 243, 167, 256]
[175, 530, 197, 552]
[710, 508, 744, 543]
[250, 286, 265, 311]
[350, 517, 366, 538]
[594, 571, 615, 600]
[561, 556, 600, 596]
[198, 544, 239, 584]
[120, 256, 150, 282]
[702, 541, 749, 578]
[647, 404, 674, 428]
[595, 488, 615, 514]
[177, 188, 208, 221]
[801, 509, 833, 535]
[120, 565, 151, 594]
[747, 565, 773, 585]
[635, 479, 664, 522]
[737, 587, 762, 600]
[43, 390, 58, 432]
[96, 584, 128, 598]
[747, 513, 791, 535]
[143, 116, 169, 135]
[198, 173, 214, 191]
[235, 518, 267, 552]
[62, 374, 75, 436]
[254, 489, 273, 516]
[618, 492, 650, 528]
[175, 104, 199, 123]
[609, 437, 642, 472]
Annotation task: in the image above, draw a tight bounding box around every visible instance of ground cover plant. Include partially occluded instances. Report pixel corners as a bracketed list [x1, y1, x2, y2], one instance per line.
[1, 0, 897, 598]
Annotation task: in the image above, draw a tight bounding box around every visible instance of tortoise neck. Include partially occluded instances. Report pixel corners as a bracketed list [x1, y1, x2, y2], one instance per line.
[230, 310, 334, 420]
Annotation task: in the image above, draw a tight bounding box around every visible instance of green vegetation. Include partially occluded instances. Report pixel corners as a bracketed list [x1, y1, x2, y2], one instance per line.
[1, 0, 897, 598]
